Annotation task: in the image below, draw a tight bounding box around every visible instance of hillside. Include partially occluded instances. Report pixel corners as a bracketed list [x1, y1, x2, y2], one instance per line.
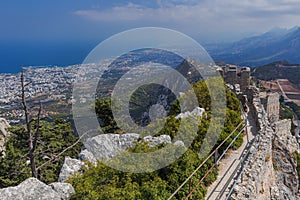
[207, 27, 300, 66]
[252, 60, 300, 86]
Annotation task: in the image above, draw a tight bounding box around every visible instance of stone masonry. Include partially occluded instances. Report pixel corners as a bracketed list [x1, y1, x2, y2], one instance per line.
[261, 92, 280, 123]
[217, 65, 251, 93]
[230, 89, 300, 200]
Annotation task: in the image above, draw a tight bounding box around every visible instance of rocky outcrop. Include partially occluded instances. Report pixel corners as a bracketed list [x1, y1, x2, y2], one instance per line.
[143, 135, 171, 147]
[0, 178, 74, 200]
[0, 118, 10, 157]
[84, 133, 140, 160]
[59, 134, 175, 182]
[78, 149, 97, 164]
[58, 157, 85, 182]
[49, 182, 75, 200]
[175, 107, 205, 119]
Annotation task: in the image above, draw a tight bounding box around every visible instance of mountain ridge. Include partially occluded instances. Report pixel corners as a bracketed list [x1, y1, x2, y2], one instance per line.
[206, 27, 300, 66]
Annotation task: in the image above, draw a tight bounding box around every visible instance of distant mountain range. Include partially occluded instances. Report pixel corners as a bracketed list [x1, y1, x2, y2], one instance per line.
[205, 27, 300, 66]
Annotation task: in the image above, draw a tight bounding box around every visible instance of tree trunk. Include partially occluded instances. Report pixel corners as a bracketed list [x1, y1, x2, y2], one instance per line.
[21, 72, 37, 178]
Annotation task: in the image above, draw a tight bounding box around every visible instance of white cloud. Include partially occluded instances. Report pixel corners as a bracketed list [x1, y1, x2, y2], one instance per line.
[74, 0, 300, 41]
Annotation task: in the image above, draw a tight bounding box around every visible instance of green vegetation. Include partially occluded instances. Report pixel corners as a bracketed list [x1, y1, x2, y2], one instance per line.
[279, 104, 296, 135]
[286, 101, 300, 119]
[95, 97, 122, 134]
[294, 152, 300, 190]
[69, 81, 244, 199]
[0, 119, 82, 187]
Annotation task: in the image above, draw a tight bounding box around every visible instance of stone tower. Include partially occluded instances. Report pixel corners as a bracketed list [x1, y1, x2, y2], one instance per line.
[240, 67, 250, 92]
[265, 92, 280, 123]
[225, 65, 237, 85]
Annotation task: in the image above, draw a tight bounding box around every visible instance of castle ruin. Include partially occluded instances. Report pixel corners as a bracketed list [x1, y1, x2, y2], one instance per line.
[260, 92, 280, 123]
[217, 64, 251, 93]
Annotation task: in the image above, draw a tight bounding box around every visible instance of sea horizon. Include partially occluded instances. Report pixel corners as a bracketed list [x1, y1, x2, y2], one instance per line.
[0, 40, 97, 74]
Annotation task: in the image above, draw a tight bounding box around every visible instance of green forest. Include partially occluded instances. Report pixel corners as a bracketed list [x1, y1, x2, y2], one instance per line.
[69, 81, 244, 200]
[0, 80, 244, 200]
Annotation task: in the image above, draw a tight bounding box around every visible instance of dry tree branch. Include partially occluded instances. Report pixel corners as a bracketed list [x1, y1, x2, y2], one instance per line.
[21, 71, 37, 178]
[37, 132, 87, 171]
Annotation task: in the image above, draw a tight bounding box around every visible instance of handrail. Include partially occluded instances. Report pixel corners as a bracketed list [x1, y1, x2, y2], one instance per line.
[185, 126, 246, 199]
[167, 121, 244, 200]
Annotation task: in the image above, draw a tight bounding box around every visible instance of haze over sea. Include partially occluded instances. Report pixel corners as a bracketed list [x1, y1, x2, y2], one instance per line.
[0, 40, 96, 74]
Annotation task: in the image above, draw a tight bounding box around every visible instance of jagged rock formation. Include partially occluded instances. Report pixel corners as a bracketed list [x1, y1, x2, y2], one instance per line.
[58, 157, 86, 182]
[231, 88, 300, 200]
[143, 135, 171, 147]
[0, 178, 74, 200]
[58, 134, 175, 182]
[84, 133, 140, 161]
[175, 107, 205, 119]
[0, 118, 10, 157]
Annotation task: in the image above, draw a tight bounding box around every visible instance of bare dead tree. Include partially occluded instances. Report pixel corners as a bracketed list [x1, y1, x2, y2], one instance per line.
[20, 71, 40, 178]
[20, 69, 84, 179]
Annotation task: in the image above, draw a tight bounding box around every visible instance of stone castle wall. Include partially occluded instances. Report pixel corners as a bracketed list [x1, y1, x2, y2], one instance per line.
[266, 93, 280, 123]
[219, 65, 251, 93]
[231, 90, 300, 200]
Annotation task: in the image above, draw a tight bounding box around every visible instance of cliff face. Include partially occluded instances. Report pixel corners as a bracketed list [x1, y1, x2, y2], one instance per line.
[231, 89, 300, 200]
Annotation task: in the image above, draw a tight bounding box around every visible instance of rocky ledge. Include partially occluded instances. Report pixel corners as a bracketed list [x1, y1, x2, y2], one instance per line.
[0, 178, 74, 200]
[0, 118, 10, 157]
[58, 133, 178, 182]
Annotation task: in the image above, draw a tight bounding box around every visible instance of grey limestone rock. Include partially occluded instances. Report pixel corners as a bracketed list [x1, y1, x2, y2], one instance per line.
[143, 135, 171, 147]
[49, 182, 75, 200]
[0, 178, 74, 200]
[58, 156, 85, 182]
[0, 118, 10, 156]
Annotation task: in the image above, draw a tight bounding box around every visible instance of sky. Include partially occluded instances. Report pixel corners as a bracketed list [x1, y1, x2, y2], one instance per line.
[1, 0, 300, 72]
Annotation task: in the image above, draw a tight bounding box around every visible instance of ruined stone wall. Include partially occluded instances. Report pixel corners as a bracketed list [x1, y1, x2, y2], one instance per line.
[222, 65, 250, 93]
[231, 89, 300, 200]
[273, 120, 299, 154]
[240, 68, 251, 92]
[266, 93, 280, 123]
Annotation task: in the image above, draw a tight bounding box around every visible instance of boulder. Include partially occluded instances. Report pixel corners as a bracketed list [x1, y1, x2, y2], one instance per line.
[0, 118, 10, 157]
[143, 135, 171, 147]
[59, 134, 183, 182]
[58, 157, 85, 182]
[84, 133, 177, 161]
[49, 182, 75, 200]
[175, 107, 205, 119]
[78, 149, 97, 164]
[0, 178, 74, 200]
[84, 133, 140, 161]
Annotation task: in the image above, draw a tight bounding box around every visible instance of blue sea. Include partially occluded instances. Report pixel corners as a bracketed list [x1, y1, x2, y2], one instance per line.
[0, 40, 97, 74]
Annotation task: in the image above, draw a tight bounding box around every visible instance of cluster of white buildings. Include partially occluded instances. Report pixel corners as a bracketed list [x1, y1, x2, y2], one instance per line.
[0, 65, 82, 123]
[0, 66, 79, 104]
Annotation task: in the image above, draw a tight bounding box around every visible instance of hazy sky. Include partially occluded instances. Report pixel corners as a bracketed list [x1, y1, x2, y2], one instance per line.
[2, 0, 300, 43]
